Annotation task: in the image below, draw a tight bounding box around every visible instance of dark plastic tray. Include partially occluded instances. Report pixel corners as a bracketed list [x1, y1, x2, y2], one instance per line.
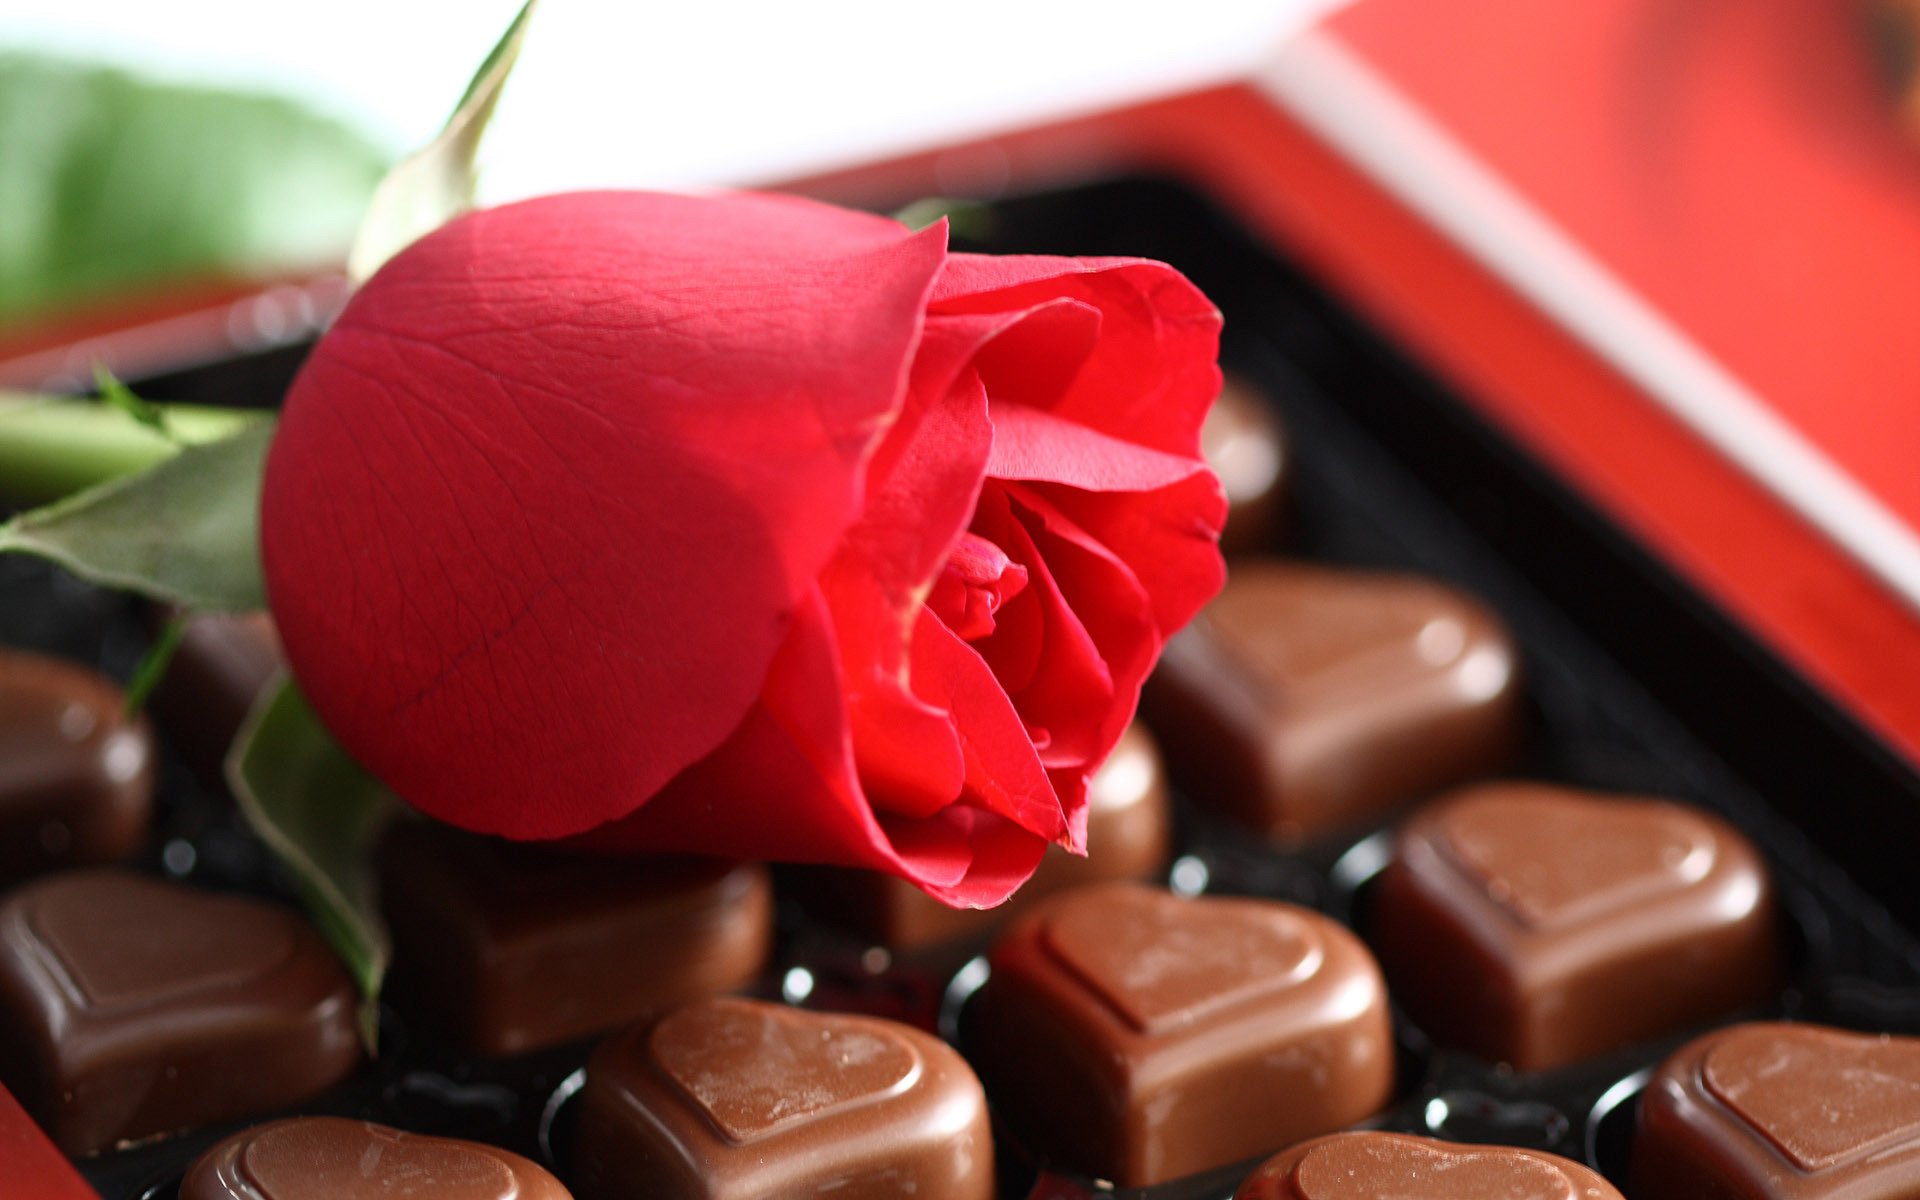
[5, 175, 1919, 1199]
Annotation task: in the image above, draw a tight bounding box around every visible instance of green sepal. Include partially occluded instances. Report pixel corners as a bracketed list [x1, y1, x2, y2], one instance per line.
[123, 614, 187, 717]
[228, 676, 400, 1055]
[347, 0, 537, 281]
[91, 364, 175, 442]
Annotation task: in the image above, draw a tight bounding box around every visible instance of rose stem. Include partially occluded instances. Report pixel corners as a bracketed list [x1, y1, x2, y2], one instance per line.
[0, 392, 267, 507]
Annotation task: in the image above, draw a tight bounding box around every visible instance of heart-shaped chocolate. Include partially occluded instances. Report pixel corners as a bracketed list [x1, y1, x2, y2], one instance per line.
[1040, 884, 1320, 1035]
[1296, 1137, 1576, 1200]
[1206, 569, 1469, 696]
[1704, 1024, 1920, 1170]
[182, 1117, 569, 1200]
[652, 997, 919, 1144]
[1437, 785, 1718, 931]
[24, 871, 295, 1011]
[242, 1121, 513, 1200]
[1238, 1133, 1621, 1200]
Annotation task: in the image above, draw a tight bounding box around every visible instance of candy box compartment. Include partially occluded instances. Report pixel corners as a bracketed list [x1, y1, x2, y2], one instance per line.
[5, 175, 1920, 1199]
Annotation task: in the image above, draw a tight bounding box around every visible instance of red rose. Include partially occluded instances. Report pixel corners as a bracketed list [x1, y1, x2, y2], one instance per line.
[260, 190, 1224, 907]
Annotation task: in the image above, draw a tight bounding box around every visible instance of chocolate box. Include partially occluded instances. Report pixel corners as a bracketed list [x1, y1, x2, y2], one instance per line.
[7, 3, 1920, 1195]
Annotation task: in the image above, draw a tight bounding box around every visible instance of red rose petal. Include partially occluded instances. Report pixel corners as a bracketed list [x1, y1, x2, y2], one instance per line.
[1024, 474, 1227, 638]
[909, 608, 1073, 850]
[932, 255, 1223, 463]
[822, 329, 994, 822]
[985, 402, 1206, 492]
[962, 296, 1102, 409]
[571, 589, 1048, 907]
[926, 532, 1028, 641]
[262, 191, 948, 839]
[998, 483, 1158, 772]
[979, 500, 1116, 766]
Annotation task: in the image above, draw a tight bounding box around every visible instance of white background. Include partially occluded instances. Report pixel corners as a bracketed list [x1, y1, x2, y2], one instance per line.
[0, 0, 1349, 197]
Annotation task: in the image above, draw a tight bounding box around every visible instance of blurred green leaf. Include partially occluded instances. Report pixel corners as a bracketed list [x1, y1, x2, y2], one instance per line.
[891, 196, 998, 241]
[0, 391, 259, 506]
[0, 54, 386, 323]
[349, 0, 536, 281]
[230, 677, 399, 1053]
[0, 417, 272, 608]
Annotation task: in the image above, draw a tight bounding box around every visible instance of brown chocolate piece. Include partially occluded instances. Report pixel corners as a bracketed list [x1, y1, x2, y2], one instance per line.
[0, 650, 152, 886]
[966, 882, 1393, 1187]
[148, 610, 282, 791]
[572, 997, 992, 1200]
[181, 1117, 573, 1199]
[1203, 374, 1287, 554]
[379, 821, 771, 1055]
[0, 869, 360, 1155]
[1238, 1131, 1624, 1199]
[1373, 783, 1778, 1070]
[1142, 562, 1520, 841]
[790, 722, 1170, 950]
[1869, 0, 1920, 138]
[1634, 1022, 1920, 1199]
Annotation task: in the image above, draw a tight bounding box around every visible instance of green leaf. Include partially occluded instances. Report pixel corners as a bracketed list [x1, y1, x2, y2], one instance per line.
[229, 677, 400, 1054]
[0, 53, 386, 324]
[347, 0, 537, 282]
[0, 417, 272, 608]
[0, 392, 259, 507]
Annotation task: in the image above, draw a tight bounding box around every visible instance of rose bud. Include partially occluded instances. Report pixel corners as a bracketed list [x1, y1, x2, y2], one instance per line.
[260, 190, 1225, 908]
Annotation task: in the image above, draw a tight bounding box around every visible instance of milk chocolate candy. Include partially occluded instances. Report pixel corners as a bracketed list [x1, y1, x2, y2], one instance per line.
[1203, 374, 1287, 554]
[379, 821, 772, 1055]
[791, 722, 1170, 950]
[966, 882, 1394, 1187]
[148, 610, 281, 790]
[1238, 1131, 1624, 1199]
[0, 870, 360, 1155]
[572, 997, 992, 1200]
[1634, 1022, 1920, 1199]
[1143, 562, 1520, 841]
[181, 1117, 573, 1200]
[0, 649, 153, 886]
[1869, 0, 1920, 137]
[1373, 783, 1779, 1070]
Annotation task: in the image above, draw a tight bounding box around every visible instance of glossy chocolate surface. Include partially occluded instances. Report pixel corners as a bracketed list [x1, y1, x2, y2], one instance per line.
[966, 882, 1393, 1187]
[790, 722, 1171, 950]
[1143, 561, 1520, 841]
[379, 821, 772, 1055]
[1202, 374, 1287, 554]
[0, 870, 359, 1156]
[1871, 0, 1920, 135]
[572, 997, 992, 1200]
[181, 1117, 573, 1200]
[1238, 1132, 1623, 1199]
[0, 650, 152, 886]
[148, 610, 281, 791]
[1373, 782, 1779, 1070]
[1634, 1022, 1920, 1199]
